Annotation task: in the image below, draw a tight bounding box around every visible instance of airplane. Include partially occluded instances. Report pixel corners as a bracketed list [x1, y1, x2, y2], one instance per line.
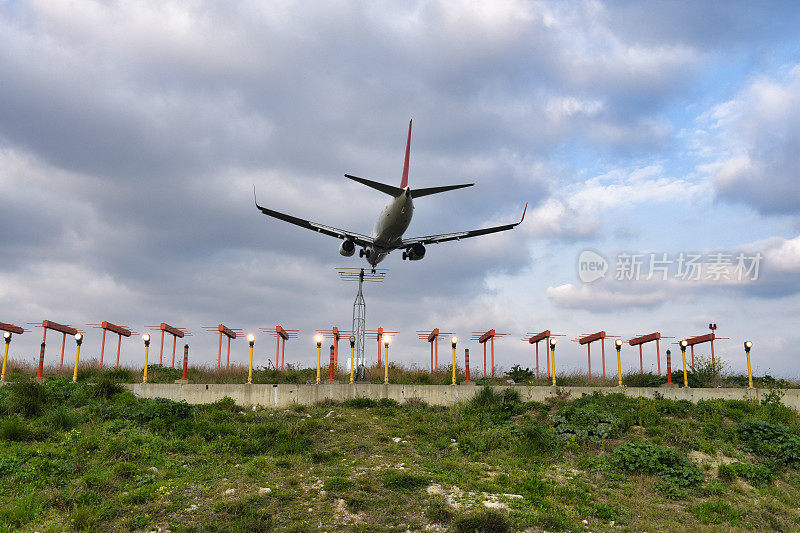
[254, 120, 526, 271]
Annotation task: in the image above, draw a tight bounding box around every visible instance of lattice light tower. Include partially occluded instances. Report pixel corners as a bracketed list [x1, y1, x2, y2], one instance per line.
[337, 268, 387, 381]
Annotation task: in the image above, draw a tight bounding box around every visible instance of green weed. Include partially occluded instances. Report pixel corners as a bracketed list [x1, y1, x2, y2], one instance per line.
[690, 500, 745, 525]
[453, 509, 511, 533]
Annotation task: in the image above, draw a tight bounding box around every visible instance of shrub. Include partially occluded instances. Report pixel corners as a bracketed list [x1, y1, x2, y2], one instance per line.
[112, 461, 138, 479]
[737, 419, 800, 467]
[382, 470, 428, 491]
[45, 405, 78, 431]
[592, 502, 617, 521]
[453, 509, 511, 533]
[552, 403, 618, 442]
[343, 397, 377, 408]
[718, 462, 775, 487]
[425, 497, 454, 524]
[0, 493, 44, 528]
[103, 367, 134, 382]
[506, 364, 534, 383]
[470, 386, 501, 409]
[4, 378, 48, 417]
[70, 504, 100, 530]
[377, 398, 399, 408]
[93, 376, 125, 399]
[690, 500, 744, 525]
[323, 477, 353, 491]
[611, 442, 703, 488]
[517, 421, 558, 455]
[623, 372, 666, 388]
[212, 396, 240, 412]
[0, 417, 33, 441]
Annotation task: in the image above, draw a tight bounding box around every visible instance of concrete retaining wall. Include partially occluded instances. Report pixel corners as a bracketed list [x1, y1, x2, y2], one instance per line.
[125, 382, 800, 411]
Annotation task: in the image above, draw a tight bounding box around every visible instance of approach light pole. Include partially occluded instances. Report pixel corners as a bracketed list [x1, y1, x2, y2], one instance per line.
[247, 334, 255, 384]
[745, 341, 754, 389]
[1, 331, 11, 382]
[315, 334, 323, 384]
[72, 333, 83, 383]
[142, 334, 151, 383]
[615, 339, 623, 387]
[680, 340, 688, 388]
[384, 336, 391, 384]
[451, 336, 458, 385]
[349, 335, 356, 383]
[550, 337, 558, 387]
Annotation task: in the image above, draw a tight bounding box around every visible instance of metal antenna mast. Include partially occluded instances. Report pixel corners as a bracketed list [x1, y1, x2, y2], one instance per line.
[337, 267, 387, 380]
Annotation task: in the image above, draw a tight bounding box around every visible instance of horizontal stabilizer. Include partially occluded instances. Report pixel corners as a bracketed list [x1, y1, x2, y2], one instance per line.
[345, 174, 405, 197]
[410, 183, 474, 198]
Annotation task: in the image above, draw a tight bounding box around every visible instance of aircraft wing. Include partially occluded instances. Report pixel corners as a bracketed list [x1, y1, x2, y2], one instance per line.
[254, 189, 375, 248]
[400, 203, 527, 247]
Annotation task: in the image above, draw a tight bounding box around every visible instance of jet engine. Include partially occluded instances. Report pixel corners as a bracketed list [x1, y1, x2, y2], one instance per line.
[402, 243, 426, 261]
[339, 239, 356, 257]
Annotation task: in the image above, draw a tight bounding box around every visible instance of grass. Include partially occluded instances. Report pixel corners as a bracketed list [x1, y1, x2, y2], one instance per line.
[2, 378, 800, 531]
[2, 353, 794, 388]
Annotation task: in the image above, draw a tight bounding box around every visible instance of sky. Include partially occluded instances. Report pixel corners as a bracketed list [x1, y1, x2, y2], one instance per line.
[2, 0, 800, 378]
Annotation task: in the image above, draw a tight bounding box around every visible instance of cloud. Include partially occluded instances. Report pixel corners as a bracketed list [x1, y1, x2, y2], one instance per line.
[696, 65, 800, 215]
[547, 233, 800, 312]
[547, 282, 667, 310]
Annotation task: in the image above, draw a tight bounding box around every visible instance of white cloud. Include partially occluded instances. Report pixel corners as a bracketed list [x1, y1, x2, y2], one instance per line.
[547, 282, 667, 310]
[696, 65, 800, 214]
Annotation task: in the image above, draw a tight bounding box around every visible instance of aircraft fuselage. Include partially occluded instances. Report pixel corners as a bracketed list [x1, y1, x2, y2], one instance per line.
[367, 188, 414, 266]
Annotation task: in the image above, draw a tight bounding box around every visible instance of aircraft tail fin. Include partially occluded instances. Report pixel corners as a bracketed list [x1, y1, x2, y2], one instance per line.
[400, 119, 412, 188]
[345, 174, 404, 197]
[410, 183, 474, 198]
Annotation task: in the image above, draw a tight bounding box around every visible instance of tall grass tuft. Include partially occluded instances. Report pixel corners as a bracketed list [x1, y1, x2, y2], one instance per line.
[4, 377, 48, 417]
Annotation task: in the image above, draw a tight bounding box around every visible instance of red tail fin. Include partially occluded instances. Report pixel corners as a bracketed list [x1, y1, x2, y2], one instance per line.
[400, 119, 412, 188]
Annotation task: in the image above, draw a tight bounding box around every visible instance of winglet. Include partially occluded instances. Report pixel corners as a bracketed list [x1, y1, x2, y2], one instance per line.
[400, 119, 412, 188]
[253, 185, 261, 208]
[520, 203, 528, 224]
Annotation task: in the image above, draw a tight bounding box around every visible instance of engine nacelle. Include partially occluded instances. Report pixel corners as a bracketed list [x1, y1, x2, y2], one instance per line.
[403, 243, 426, 261]
[339, 239, 355, 257]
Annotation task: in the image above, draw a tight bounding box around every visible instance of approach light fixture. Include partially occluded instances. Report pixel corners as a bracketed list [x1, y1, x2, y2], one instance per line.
[315, 335, 323, 383]
[72, 333, 83, 382]
[451, 336, 458, 348]
[247, 334, 255, 384]
[2, 331, 11, 382]
[615, 339, 623, 348]
[679, 340, 688, 387]
[142, 334, 151, 383]
[549, 337, 557, 348]
[744, 341, 753, 351]
[384, 336, 391, 347]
